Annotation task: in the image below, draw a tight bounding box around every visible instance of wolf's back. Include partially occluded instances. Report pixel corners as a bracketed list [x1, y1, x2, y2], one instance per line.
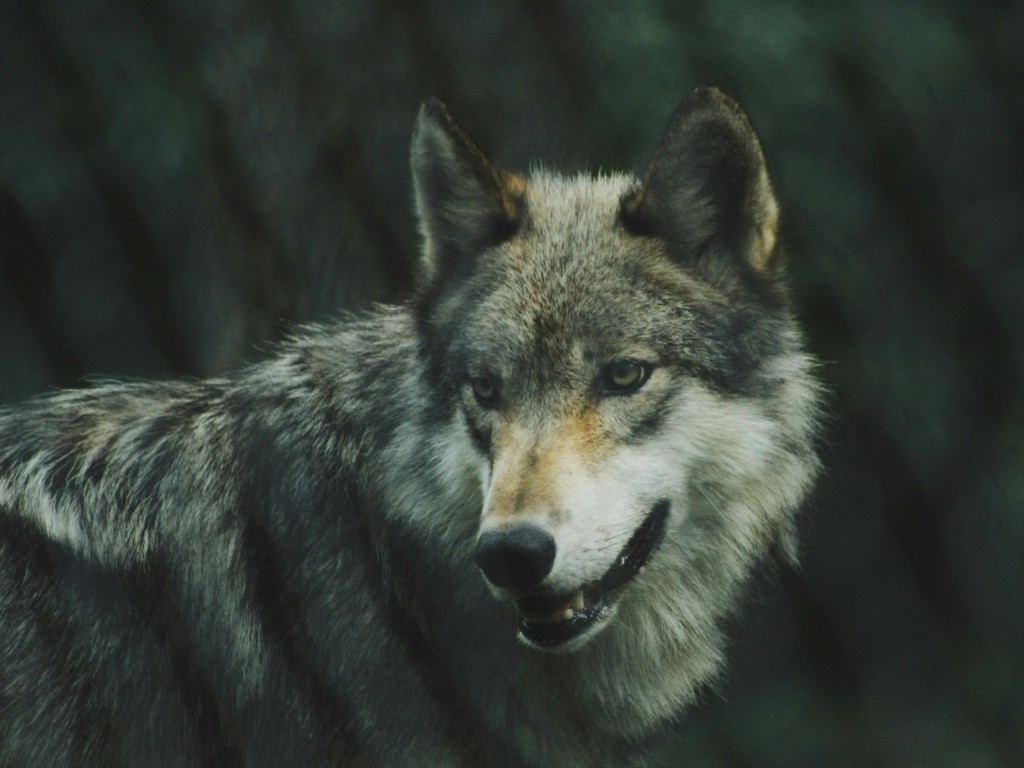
[0, 312, 486, 767]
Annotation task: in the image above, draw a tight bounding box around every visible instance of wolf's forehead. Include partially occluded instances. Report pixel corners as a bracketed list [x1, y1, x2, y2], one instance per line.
[524, 171, 635, 231]
[501, 172, 643, 288]
[465, 173, 692, 365]
[488, 177, 634, 321]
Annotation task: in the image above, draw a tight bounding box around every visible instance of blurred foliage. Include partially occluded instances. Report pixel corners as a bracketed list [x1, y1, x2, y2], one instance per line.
[1, 1, 1022, 765]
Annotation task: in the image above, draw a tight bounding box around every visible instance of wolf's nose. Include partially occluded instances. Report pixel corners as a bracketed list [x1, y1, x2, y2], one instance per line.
[475, 525, 556, 590]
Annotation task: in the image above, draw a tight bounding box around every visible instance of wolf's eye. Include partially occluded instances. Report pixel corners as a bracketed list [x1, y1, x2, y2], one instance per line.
[471, 376, 500, 408]
[599, 360, 651, 396]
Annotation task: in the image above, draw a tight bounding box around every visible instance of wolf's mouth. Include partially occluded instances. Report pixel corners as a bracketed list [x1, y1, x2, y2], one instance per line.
[515, 501, 670, 649]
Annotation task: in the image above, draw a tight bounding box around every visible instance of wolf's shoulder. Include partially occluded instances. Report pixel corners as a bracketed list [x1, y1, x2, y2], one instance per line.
[0, 304, 417, 444]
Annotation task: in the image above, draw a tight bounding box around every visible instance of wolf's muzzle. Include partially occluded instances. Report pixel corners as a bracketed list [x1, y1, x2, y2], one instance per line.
[515, 501, 671, 650]
[475, 525, 556, 590]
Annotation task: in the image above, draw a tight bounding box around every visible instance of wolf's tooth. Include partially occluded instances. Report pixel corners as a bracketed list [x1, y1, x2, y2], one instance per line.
[562, 608, 574, 621]
[571, 590, 585, 612]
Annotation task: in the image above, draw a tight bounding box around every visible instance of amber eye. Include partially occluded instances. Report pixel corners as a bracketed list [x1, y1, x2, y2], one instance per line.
[600, 360, 651, 395]
[471, 376, 500, 407]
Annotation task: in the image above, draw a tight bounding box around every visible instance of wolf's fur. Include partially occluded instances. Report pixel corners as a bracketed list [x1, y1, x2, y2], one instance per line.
[0, 89, 820, 767]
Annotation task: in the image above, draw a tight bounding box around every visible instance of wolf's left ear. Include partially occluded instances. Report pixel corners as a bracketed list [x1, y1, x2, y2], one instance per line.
[620, 88, 781, 278]
[411, 100, 526, 283]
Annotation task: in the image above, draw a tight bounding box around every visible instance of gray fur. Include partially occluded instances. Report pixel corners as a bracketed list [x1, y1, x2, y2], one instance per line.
[0, 89, 821, 767]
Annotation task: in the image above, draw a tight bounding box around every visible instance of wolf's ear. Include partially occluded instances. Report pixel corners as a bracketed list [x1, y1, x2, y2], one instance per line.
[620, 88, 780, 278]
[411, 100, 526, 283]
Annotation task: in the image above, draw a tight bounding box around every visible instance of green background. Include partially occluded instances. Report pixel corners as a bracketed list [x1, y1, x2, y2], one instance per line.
[1, 1, 1021, 765]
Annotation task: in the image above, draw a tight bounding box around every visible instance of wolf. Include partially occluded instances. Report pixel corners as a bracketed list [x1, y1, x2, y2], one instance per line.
[0, 88, 820, 767]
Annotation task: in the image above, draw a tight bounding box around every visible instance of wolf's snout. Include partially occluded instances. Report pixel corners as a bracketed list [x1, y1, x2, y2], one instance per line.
[475, 526, 556, 590]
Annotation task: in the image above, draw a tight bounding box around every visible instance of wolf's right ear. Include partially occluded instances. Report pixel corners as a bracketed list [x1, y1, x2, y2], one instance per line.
[620, 88, 781, 280]
[411, 101, 526, 284]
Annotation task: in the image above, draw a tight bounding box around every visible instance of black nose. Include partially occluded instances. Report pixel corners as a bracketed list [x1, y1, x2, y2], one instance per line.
[475, 525, 556, 590]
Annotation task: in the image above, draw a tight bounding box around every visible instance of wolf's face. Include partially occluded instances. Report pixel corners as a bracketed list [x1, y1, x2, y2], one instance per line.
[412, 91, 819, 652]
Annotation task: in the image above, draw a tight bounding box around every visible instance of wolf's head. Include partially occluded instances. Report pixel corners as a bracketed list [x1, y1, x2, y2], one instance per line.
[411, 90, 820, 654]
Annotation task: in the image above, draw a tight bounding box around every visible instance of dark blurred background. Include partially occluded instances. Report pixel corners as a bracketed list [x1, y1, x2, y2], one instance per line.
[1, 1, 1021, 765]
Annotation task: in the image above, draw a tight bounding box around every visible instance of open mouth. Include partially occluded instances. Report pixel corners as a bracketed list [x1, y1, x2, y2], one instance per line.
[514, 501, 670, 649]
